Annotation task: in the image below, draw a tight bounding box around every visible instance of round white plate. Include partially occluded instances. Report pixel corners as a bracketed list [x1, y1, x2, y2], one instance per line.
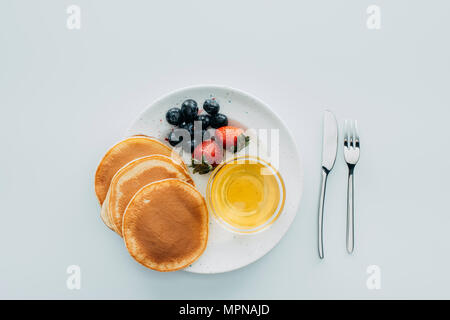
[127, 85, 303, 274]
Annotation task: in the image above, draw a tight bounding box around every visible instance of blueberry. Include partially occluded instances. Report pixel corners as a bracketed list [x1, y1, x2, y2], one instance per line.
[179, 122, 194, 137]
[203, 99, 220, 115]
[181, 99, 198, 122]
[195, 114, 211, 130]
[165, 107, 183, 125]
[182, 138, 199, 153]
[210, 113, 228, 128]
[167, 130, 183, 146]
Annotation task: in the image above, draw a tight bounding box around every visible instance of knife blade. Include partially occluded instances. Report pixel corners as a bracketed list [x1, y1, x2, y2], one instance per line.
[318, 110, 338, 259]
[321, 110, 338, 171]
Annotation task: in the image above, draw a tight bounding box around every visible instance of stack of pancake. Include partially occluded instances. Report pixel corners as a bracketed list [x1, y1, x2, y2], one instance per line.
[95, 136, 208, 272]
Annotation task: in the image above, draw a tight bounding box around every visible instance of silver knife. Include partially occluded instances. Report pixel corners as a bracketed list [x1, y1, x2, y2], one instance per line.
[318, 110, 338, 259]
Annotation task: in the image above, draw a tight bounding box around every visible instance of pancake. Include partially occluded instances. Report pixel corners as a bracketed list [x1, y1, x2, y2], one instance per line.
[95, 135, 185, 205]
[123, 179, 208, 272]
[100, 191, 115, 231]
[105, 155, 194, 236]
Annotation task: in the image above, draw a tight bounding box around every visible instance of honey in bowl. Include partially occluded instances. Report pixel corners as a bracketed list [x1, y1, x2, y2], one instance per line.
[207, 156, 285, 234]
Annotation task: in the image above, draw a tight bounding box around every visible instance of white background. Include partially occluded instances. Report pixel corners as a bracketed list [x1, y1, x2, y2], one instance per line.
[1, 0, 449, 299]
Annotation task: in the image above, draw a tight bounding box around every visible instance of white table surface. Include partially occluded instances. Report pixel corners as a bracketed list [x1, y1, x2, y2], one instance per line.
[1, 0, 449, 299]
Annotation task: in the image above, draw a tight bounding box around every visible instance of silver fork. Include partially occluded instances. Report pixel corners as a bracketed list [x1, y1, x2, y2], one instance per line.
[344, 120, 360, 254]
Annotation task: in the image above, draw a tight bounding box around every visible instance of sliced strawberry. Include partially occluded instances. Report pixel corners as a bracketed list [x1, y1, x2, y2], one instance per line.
[191, 140, 223, 174]
[215, 126, 250, 152]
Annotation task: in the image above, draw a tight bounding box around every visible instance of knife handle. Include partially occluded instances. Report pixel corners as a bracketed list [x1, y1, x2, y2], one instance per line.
[318, 168, 329, 259]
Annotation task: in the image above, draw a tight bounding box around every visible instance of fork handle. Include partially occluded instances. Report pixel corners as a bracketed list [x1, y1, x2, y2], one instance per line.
[346, 166, 355, 254]
[318, 168, 329, 259]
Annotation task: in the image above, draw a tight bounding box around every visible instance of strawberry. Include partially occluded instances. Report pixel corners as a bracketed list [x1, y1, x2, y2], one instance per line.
[215, 126, 250, 152]
[191, 140, 223, 174]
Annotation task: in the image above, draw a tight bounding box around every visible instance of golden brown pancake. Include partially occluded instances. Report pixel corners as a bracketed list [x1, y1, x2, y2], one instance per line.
[123, 179, 208, 272]
[105, 155, 194, 236]
[95, 136, 185, 205]
[100, 192, 115, 231]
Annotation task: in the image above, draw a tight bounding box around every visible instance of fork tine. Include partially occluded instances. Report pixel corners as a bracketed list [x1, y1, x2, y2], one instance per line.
[348, 120, 353, 148]
[344, 120, 349, 147]
[351, 120, 356, 148]
[354, 120, 360, 148]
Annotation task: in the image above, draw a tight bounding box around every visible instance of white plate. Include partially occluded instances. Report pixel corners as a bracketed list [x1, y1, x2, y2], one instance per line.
[127, 85, 303, 274]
